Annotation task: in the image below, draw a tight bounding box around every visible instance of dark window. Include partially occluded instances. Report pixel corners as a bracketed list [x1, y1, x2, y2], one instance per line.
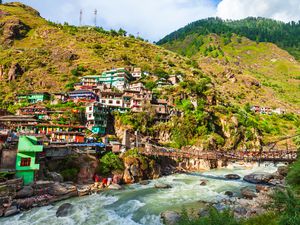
[20, 158, 31, 167]
[109, 100, 113, 104]
[116, 101, 120, 104]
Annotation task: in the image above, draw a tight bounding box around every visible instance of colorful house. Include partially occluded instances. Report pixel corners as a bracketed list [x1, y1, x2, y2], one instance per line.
[99, 68, 134, 91]
[16, 92, 51, 104]
[81, 75, 103, 87]
[18, 105, 50, 120]
[86, 102, 110, 134]
[68, 90, 98, 102]
[15, 136, 43, 185]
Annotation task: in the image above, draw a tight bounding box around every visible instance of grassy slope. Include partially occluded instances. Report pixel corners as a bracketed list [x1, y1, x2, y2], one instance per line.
[0, 3, 194, 105]
[162, 34, 300, 112]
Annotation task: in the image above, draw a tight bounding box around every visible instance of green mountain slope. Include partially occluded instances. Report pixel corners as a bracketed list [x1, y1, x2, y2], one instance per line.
[0, 3, 299, 149]
[159, 20, 300, 111]
[0, 2, 194, 106]
[158, 17, 300, 60]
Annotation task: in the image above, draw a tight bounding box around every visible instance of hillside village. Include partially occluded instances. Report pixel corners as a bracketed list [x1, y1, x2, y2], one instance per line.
[0, 2, 300, 223]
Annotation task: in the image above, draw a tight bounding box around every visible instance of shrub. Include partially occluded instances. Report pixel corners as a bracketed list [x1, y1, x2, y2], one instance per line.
[61, 168, 79, 182]
[99, 152, 124, 175]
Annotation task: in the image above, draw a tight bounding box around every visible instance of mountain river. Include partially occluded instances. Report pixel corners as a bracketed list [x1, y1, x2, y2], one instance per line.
[0, 162, 282, 225]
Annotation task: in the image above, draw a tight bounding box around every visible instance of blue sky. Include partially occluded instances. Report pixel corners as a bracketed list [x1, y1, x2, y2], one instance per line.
[3, 0, 300, 41]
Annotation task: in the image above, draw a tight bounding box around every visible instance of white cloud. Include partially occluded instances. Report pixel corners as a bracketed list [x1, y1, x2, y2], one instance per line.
[216, 0, 300, 22]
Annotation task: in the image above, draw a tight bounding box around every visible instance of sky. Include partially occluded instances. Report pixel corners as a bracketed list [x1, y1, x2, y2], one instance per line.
[3, 0, 300, 41]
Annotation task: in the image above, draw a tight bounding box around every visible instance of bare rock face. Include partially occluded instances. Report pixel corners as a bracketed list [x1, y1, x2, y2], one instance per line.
[0, 18, 30, 46]
[7, 63, 23, 81]
[0, 65, 5, 80]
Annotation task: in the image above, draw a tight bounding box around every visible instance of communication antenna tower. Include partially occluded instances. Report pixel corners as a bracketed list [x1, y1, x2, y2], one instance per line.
[79, 9, 83, 26]
[94, 9, 98, 27]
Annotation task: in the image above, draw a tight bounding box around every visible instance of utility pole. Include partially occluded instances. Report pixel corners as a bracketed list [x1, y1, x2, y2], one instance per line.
[135, 130, 139, 151]
[94, 9, 97, 27]
[79, 9, 83, 26]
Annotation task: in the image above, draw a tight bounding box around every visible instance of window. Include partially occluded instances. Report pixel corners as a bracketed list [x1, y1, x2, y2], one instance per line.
[89, 114, 92, 118]
[109, 100, 113, 104]
[89, 107, 92, 111]
[116, 100, 120, 104]
[20, 158, 31, 167]
[102, 100, 105, 103]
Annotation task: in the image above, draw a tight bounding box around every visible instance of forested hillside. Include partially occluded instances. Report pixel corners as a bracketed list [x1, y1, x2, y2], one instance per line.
[158, 17, 300, 60]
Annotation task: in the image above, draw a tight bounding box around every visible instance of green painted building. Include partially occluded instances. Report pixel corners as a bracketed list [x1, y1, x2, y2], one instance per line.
[15, 136, 43, 185]
[17, 92, 51, 104]
[99, 68, 134, 91]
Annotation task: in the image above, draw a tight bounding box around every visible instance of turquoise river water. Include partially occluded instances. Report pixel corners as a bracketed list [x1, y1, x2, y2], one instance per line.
[0, 162, 282, 225]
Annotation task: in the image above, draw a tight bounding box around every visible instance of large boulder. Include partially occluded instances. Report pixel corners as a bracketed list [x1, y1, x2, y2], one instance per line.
[243, 173, 274, 184]
[4, 206, 19, 217]
[48, 182, 77, 196]
[56, 203, 74, 217]
[161, 211, 181, 225]
[16, 186, 33, 199]
[241, 187, 257, 199]
[155, 183, 172, 189]
[225, 174, 241, 180]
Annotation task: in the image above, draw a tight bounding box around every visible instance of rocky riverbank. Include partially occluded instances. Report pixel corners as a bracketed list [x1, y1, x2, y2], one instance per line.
[161, 165, 289, 224]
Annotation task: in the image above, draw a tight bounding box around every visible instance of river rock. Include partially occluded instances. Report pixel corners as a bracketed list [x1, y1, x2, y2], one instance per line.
[139, 180, 150, 185]
[256, 185, 270, 193]
[16, 186, 34, 199]
[161, 211, 181, 225]
[277, 166, 288, 177]
[241, 187, 257, 199]
[56, 203, 74, 217]
[47, 172, 63, 183]
[225, 174, 241, 180]
[4, 206, 19, 217]
[200, 179, 208, 186]
[108, 184, 123, 190]
[155, 183, 172, 189]
[224, 191, 234, 197]
[234, 206, 247, 216]
[77, 185, 91, 196]
[243, 173, 274, 184]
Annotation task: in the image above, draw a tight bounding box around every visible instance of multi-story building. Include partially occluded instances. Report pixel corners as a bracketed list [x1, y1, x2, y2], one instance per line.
[86, 102, 110, 134]
[15, 136, 43, 185]
[99, 92, 125, 111]
[16, 92, 51, 104]
[68, 90, 98, 102]
[131, 67, 142, 79]
[18, 105, 50, 120]
[99, 68, 134, 91]
[81, 75, 103, 87]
